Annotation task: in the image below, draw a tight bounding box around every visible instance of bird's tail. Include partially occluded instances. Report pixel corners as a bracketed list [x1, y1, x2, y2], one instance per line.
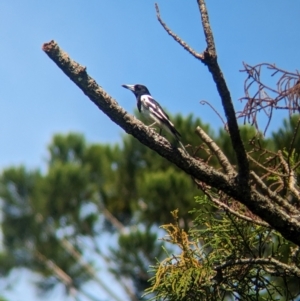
[163, 122, 188, 155]
[178, 140, 188, 155]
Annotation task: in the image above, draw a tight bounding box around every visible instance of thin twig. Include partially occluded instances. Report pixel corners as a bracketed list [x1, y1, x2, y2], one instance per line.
[61, 239, 124, 301]
[35, 250, 75, 289]
[195, 126, 235, 175]
[278, 151, 300, 201]
[95, 193, 126, 234]
[239, 62, 300, 133]
[247, 154, 286, 178]
[155, 3, 204, 60]
[200, 100, 227, 127]
[216, 257, 300, 278]
[205, 191, 270, 228]
[196, 0, 215, 54]
[287, 117, 300, 166]
[250, 171, 298, 215]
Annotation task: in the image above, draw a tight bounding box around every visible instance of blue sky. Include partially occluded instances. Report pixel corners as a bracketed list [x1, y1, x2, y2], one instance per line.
[1, 1, 300, 300]
[1, 1, 300, 171]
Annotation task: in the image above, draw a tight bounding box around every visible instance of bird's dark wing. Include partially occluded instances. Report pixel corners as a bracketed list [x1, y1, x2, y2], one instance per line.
[140, 95, 170, 120]
[140, 95, 181, 139]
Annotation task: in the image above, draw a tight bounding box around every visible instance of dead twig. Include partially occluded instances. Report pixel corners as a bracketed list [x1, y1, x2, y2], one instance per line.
[239, 62, 300, 134]
[195, 125, 235, 175]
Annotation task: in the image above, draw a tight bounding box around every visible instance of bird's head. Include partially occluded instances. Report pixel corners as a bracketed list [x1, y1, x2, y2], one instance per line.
[122, 84, 151, 97]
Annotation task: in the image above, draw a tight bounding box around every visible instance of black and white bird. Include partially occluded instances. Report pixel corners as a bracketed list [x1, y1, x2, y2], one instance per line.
[122, 84, 187, 154]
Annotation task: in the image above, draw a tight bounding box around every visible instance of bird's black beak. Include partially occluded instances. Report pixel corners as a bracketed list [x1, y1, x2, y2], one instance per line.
[122, 84, 135, 92]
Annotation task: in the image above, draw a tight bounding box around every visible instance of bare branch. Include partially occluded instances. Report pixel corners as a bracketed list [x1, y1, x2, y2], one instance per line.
[289, 170, 300, 201]
[155, 4, 203, 60]
[156, 0, 250, 188]
[200, 100, 227, 127]
[42, 40, 300, 247]
[250, 171, 298, 215]
[94, 193, 126, 234]
[239, 62, 300, 133]
[216, 257, 300, 278]
[196, 0, 250, 187]
[248, 154, 286, 178]
[287, 117, 300, 168]
[195, 125, 235, 175]
[35, 250, 75, 289]
[196, 0, 215, 54]
[61, 239, 124, 301]
[278, 150, 300, 202]
[205, 191, 270, 228]
[36, 251, 103, 301]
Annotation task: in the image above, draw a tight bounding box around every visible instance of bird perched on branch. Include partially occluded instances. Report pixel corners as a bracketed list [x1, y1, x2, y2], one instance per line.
[122, 84, 187, 154]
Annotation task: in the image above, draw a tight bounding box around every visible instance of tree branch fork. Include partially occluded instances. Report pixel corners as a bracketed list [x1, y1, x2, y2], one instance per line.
[42, 40, 300, 247]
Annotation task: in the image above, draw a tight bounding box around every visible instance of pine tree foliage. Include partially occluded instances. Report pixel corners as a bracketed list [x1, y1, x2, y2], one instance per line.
[0, 116, 289, 300]
[1, 119, 300, 300]
[0, 115, 206, 300]
[147, 195, 300, 300]
[144, 112, 300, 301]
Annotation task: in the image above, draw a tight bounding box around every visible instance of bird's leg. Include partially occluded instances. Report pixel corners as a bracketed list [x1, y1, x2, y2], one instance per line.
[146, 122, 163, 136]
[146, 121, 159, 133]
[148, 121, 157, 128]
[148, 122, 163, 135]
